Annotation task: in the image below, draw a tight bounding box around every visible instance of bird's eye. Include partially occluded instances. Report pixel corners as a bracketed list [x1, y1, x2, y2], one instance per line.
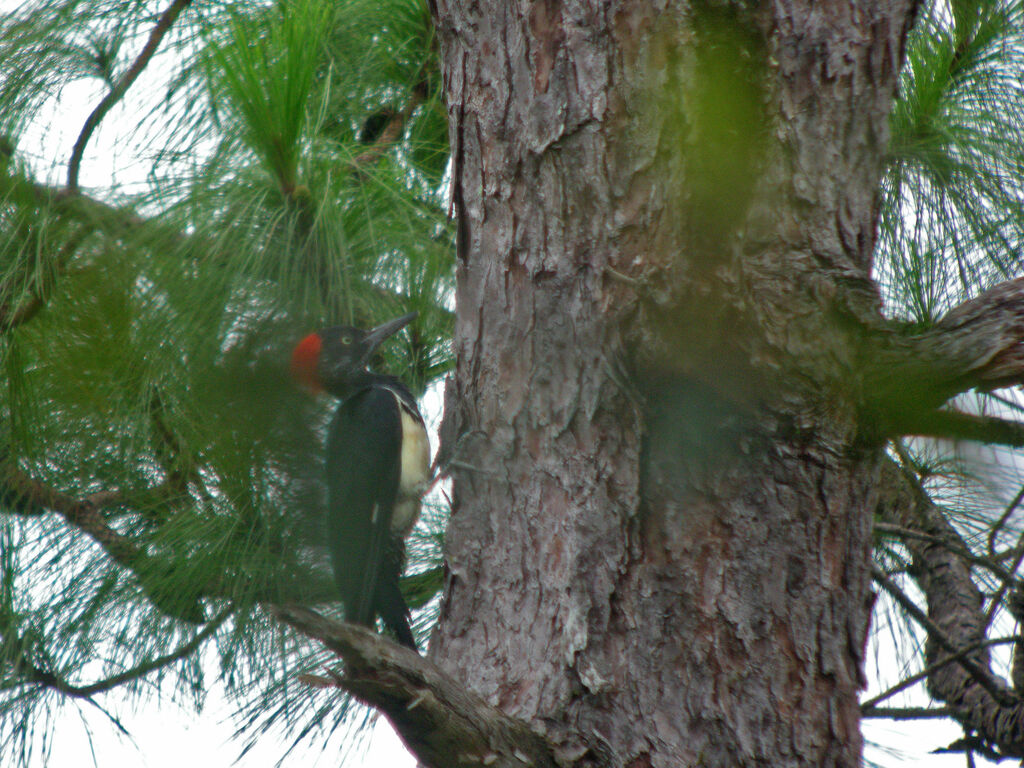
[341, 335, 353, 345]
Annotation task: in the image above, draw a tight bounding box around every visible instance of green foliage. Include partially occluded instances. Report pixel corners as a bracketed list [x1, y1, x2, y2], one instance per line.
[879, 0, 1024, 321]
[868, 6, 1024, 757]
[2, 0, 1021, 763]
[0, 0, 451, 761]
[203, 0, 331, 195]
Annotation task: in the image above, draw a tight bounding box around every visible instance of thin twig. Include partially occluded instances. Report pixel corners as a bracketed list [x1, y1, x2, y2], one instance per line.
[989, 484, 1024, 558]
[994, 544, 1024, 563]
[874, 522, 1016, 583]
[20, 605, 232, 698]
[67, 0, 194, 190]
[0, 225, 90, 333]
[985, 525, 1024, 631]
[860, 706, 957, 720]
[860, 636, 1021, 709]
[871, 564, 1017, 707]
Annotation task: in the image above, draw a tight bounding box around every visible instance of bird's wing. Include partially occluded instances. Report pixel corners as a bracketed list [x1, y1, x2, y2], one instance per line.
[325, 386, 402, 626]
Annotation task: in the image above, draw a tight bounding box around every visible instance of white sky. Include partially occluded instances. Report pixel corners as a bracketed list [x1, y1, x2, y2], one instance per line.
[3, 3, 1014, 766]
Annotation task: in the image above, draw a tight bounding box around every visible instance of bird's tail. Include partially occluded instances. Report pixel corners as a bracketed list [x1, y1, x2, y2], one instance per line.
[376, 544, 416, 649]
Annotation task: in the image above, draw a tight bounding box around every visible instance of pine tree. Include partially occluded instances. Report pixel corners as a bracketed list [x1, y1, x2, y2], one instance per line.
[0, 0, 450, 762]
[3, 0, 1024, 766]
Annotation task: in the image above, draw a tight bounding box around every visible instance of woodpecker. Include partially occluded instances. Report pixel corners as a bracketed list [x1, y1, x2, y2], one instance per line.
[291, 312, 429, 649]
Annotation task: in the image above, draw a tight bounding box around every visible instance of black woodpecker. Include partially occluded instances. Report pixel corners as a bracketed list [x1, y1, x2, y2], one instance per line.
[291, 312, 429, 649]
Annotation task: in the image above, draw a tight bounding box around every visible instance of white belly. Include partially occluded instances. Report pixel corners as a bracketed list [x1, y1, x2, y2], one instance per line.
[390, 394, 430, 535]
[399, 407, 430, 493]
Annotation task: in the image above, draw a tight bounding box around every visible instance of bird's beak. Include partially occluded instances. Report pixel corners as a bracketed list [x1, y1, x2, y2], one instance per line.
[361, 312, 417, 359]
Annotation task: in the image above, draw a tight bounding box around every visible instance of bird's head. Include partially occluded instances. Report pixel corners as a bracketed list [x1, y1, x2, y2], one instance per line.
[291, 312, 417, 396]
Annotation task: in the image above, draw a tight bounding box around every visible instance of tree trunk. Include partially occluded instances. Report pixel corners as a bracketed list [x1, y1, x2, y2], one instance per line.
[430, 2, 918, 766]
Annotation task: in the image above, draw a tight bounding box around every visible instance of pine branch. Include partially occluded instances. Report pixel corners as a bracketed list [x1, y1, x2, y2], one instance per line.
[861, 637, 1021, 709]
[351, 53, 433, 172]
[871, 564, 1015, 706]
[148, 389, 205, 509]
[894, 408, 1024, 448]
[873, 521, 1016, 582]
[0, 294, 45, 333]
[0, 167, 186, 251]
[10, 605, 232, 698]
[0, 165, 450, 329]
[0, 462, 144, 564]
[988, 483, 1024, 558]
[0, 461, 209, 623]
[867, 277, 1024, 430]
[271, 605, 560, 768]
[875, 456, 1024, 757]
[0, 225, 90, 334]
[0, 460, 347, 616]
[67, 0, 195, 191]
[931, 275, 1024, 388]
[984, 520, 1024, 632]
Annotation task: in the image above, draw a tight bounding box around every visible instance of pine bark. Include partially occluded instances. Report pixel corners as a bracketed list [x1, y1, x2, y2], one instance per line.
[430, 2, 918, 766]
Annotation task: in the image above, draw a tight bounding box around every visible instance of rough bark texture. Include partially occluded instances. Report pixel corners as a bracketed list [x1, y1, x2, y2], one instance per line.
[273, 606, 560, 768]
[428, 2, 918, 767]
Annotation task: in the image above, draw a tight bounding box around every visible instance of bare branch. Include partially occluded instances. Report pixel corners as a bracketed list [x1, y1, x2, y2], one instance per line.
[67, 0, 194, 191]
[871, 565, 1015, 706]
[895, 408, 1024, 448]
[271, 605, 560, 768]
[867, 277, 1024, 431]
[12, 605, 232, 698]
[876, 456, 1024, 756]
[932, 277, 1024, 391]
[860, 706, 957, 720]
[861, 637, 1021, 709]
